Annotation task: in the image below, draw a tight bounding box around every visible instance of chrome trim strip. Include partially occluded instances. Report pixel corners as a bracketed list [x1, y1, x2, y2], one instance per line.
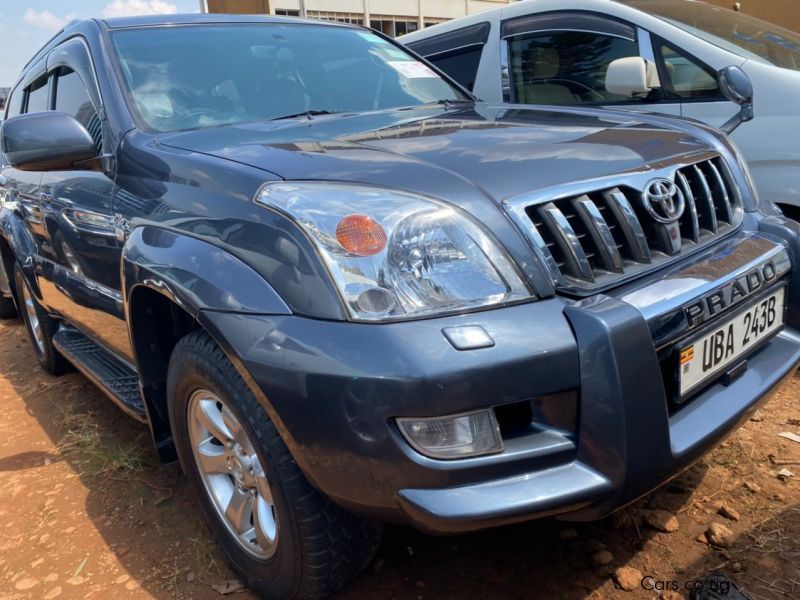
[574, 195, 623, 272]
[503, 149, 719, 209]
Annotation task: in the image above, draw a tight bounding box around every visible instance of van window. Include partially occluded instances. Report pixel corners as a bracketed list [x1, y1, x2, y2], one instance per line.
[656, 41, 721, 99]
[427, 46, 483, 91]
[508, 31, 640, 105]
[25, 76, 51, 113]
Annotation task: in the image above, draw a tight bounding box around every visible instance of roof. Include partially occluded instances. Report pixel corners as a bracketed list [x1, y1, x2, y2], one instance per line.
[99, 12, 353, 30]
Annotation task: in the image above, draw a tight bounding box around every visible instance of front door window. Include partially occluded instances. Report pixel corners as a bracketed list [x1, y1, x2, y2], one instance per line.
[507, 30, 640, 105]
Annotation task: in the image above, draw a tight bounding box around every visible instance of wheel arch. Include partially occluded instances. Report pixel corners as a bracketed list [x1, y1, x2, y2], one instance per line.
[0, 211, 40, 298]
[122, 225, 293, 462]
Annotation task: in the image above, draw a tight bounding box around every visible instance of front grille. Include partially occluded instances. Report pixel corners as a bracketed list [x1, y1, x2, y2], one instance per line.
[514, 156, 743, 291]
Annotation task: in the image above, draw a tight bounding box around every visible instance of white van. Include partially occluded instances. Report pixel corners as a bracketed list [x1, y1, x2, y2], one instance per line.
[402, 0, 800, 217]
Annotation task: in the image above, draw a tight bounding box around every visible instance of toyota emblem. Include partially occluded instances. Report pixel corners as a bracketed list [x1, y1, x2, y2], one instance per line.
[642, 178, 685, 224]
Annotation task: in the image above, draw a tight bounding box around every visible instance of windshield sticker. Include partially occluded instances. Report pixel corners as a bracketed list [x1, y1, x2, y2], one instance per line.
[383, 47, 412, 61]
[387, 61, 438, 79]
[357, 31, 390, 44]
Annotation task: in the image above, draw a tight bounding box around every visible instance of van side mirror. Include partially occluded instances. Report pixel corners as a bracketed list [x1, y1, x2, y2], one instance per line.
[0, 112, 98, 171]
[605, 57, 661, 98]
[718, 65, 754, 135]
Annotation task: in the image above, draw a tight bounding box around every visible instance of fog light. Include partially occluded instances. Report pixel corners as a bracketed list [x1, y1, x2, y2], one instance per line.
[396, 410, 503, 459]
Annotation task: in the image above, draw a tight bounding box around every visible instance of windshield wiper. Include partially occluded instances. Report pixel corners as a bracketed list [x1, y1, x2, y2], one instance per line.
[269, 109, 342, 121]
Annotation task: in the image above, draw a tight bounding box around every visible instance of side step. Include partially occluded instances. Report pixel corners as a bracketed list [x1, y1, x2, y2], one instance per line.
[53, 326, 147, 421]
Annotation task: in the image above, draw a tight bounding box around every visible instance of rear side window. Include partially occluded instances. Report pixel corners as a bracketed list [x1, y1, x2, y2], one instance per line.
[54, 68, 102, 150]
[508, 30, 640, 105]
[427, 47, 483, 91]
[655, 41, 721, 99]
[406, 22, 490, 92]
[25, 76, 51, 113]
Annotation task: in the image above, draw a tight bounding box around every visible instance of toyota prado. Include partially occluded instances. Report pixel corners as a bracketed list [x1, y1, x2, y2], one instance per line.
[1, 14, 799, 599]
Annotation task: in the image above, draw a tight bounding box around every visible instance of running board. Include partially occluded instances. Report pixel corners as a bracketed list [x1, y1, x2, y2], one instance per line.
[53, 326, 147, 421]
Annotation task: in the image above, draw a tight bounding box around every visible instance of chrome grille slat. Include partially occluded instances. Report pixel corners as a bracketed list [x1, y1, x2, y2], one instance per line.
[537, 202, 594, 281]
[675, 171, 700, 244]
[707, 161, 733, 224]
[573, 195, 623, 273]
[603, 188, 651, 263]
[510, 155, 743, 291]
[692, 164, 718, 234]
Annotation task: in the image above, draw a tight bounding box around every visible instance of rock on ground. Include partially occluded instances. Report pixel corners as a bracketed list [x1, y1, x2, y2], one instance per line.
[706, 523, 736, 548]
[613, 566, 643, 591]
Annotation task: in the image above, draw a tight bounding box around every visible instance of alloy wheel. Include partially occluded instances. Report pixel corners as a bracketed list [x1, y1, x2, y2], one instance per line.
[187, 389, 279, 559]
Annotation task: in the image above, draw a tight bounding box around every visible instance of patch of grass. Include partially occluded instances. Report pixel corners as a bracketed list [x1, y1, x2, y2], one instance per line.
[189, 529, 222, 577]
[52, 405, 151, 476]
[87, 443, 151, 475]
[53, 409, 101, 456]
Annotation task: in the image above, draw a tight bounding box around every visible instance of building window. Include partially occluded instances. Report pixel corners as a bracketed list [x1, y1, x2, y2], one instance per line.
[370, 15, 419, 38]
[306, 10, 363, 25]
[275, 9, 300, 17]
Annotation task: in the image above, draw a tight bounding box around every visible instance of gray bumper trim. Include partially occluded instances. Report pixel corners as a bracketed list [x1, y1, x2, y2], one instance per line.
[397, 462, 612, 534]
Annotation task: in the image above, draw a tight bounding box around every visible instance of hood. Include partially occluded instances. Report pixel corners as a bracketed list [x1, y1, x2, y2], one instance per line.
[160, 103, 712, 203]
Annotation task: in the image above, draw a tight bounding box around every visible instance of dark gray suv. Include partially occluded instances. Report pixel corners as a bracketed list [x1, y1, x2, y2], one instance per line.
[1, 14, 799, 599]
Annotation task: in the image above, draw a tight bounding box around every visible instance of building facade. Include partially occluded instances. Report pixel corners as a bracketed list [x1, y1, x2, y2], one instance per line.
[204, 0, 510, 37]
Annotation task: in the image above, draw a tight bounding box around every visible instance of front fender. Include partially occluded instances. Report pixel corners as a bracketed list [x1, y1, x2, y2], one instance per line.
[121, 225, 292, 318]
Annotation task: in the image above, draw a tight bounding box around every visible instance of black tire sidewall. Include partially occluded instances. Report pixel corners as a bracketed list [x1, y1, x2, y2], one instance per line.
[167, 341, 301, 599]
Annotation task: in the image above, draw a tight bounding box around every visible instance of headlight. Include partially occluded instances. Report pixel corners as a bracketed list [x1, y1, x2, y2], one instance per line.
[255, 182, 531, 321]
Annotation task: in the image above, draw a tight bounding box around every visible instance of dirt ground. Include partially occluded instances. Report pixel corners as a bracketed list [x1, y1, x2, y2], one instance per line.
[0, 315, 798, 600]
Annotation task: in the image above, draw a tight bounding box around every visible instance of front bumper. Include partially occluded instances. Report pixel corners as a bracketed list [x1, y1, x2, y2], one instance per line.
[198, 223, 800, 534]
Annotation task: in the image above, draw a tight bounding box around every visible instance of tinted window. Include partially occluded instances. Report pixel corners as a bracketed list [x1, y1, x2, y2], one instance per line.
[508, 31, 639, 105]
[26, 76, 51, 113]
[656, 42, 721, 99]
[110, 24, 468, 132]
[5, 87, 23, 118]
[428, 47, 483, 91]
[55, 68, 102, 150]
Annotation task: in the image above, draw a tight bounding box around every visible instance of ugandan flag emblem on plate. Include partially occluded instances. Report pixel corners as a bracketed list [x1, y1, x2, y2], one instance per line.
[679, 346, 695, 365]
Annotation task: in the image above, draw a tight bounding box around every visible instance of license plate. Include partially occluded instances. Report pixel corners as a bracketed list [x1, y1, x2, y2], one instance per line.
[678, 287, 785, 397]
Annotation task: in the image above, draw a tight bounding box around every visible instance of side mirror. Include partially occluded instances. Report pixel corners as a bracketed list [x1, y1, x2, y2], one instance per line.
[605, 57, 661, 98]
[0, 112, 97, 171]
[718, 65, 754, 135]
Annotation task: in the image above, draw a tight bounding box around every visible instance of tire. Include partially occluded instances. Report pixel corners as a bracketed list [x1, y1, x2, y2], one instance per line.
[167, 330, 381, 599]
[13, 264, 69, 375]
[0, 294, 16, 319]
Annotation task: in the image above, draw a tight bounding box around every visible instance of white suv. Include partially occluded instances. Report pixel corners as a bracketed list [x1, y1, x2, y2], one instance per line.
[402, 0, 800, 218]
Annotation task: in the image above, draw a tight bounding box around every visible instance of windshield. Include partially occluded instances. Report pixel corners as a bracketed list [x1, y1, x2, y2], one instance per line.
[621, 0, 800, 70]
[110, 23, 468, 132]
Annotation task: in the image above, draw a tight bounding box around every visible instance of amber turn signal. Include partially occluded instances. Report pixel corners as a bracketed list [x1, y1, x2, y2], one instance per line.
[335, 214, 387, 256]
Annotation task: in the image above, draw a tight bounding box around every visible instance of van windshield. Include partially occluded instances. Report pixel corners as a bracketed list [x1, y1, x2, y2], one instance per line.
[621, 0, 800, 70]
[110, 23, 468, 132]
